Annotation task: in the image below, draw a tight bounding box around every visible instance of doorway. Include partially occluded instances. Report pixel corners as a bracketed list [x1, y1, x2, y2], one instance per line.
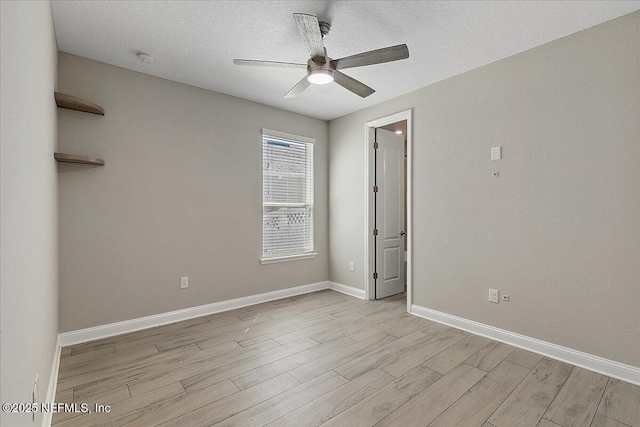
[364, 110, 412, 313]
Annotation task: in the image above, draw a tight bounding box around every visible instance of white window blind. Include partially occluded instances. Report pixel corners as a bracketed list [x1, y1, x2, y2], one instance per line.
[262, 130, 314, 259]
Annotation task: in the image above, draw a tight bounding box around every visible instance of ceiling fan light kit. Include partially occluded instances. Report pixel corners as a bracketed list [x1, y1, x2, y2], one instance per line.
[233, 13, 409, 99]
[307, 69, 334, 85]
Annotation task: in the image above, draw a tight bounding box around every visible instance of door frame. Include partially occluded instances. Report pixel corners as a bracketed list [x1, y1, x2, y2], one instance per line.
[364, 109, 412, 313]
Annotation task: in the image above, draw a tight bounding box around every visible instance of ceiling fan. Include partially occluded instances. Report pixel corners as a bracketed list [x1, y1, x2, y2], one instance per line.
[233, 13, 409, 98]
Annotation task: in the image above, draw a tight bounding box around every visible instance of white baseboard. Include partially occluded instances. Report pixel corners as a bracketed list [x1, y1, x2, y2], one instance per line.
[328, 281, 366, 299]
[410, 304, 640, 386]
[42, 337, 61, 427]
[59, 281, 330, 347]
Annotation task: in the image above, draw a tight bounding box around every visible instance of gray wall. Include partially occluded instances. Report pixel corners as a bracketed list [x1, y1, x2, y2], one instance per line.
[1, 2, 59, 425]
[57, 54, 329, 332]
[329, 12, 640, 367]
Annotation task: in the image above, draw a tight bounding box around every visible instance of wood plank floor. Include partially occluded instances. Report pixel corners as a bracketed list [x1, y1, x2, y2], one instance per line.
[54, 290, 640, 427]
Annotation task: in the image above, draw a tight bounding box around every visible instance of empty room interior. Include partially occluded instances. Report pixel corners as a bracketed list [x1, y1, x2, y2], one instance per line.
[2, 1, 640, 426]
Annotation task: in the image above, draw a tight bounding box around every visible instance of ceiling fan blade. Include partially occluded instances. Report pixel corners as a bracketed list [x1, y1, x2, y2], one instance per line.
[293, 13, 325, 60]
[284, 76, 311, 98]
[233, 59, 307, 69]
[331, 44, 409, 70]
[334, 72, 375, 98]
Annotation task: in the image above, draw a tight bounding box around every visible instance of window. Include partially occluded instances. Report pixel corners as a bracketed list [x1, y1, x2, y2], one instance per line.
[261, 129, 316, 263]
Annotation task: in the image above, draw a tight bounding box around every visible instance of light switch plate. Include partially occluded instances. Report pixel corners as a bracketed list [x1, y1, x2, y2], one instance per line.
[180, 277, 188, 289]
[491, 146, 502, 160]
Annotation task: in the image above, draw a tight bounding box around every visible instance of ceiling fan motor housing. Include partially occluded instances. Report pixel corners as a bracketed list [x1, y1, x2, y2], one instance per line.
[307, 55, 335, 72]
[318, 21, 331, 38]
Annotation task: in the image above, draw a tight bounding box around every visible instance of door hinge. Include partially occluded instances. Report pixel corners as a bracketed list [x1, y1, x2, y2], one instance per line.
[373, 185, 378, 193]
[373, 272, 378, 279]
[373, 142, 379, 149]
[373, 229, 378, 235]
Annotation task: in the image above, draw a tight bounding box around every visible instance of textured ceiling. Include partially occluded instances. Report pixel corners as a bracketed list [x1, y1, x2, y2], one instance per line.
[51, 1, 640, 120]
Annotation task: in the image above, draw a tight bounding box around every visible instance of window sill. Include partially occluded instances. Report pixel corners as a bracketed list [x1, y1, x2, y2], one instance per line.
[260, 253, 318, 264]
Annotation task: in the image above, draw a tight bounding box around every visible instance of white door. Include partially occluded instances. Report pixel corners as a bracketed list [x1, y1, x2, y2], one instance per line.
[375, 128, 405, 299]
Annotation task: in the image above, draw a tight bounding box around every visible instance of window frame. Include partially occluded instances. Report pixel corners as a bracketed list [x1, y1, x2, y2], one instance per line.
[260, 128, 317, 264]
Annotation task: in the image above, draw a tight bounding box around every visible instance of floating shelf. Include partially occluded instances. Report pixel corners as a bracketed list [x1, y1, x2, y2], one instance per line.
[54, 92, 104, 115]
[54, 153, 105, 166]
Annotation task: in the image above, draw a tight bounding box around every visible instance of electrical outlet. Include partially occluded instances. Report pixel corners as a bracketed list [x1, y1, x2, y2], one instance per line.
[180, 277, 188, 289]
[349, 262, 355, 272]
[491, 146, 502, 160]
[502, 295, 510, 302]
[489, 289, 499, 303]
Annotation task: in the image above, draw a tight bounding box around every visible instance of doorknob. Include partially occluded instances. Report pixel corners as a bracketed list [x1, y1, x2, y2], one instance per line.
[399, 231, 406, 236]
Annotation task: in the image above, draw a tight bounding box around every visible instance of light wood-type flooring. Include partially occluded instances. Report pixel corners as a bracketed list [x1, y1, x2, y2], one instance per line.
[54, 290, 640, 427]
